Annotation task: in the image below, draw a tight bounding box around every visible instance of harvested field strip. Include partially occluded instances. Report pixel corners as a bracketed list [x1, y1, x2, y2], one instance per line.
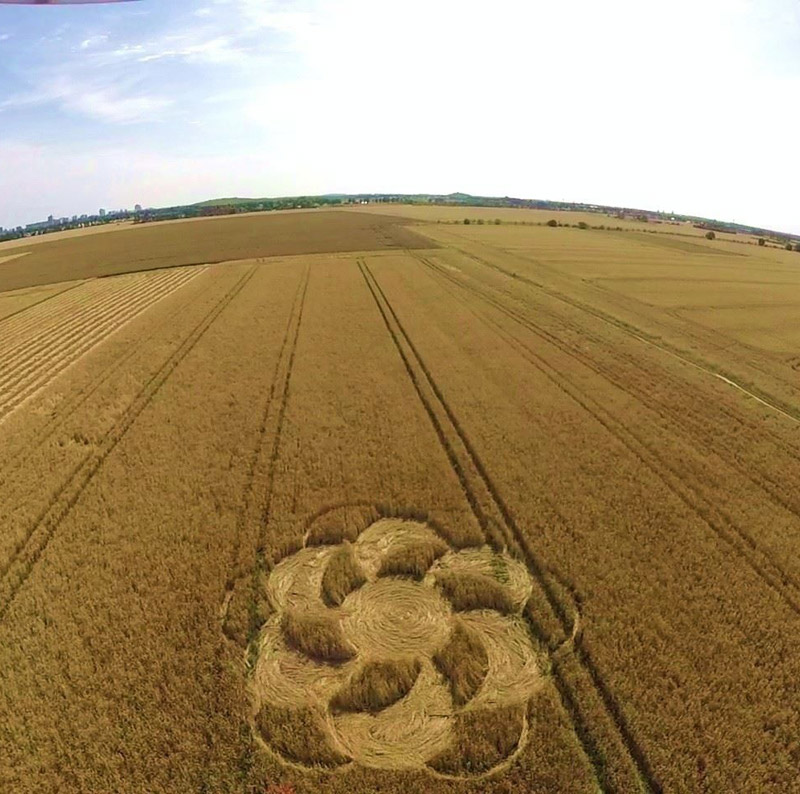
[0, 272, 219, 487]
[0, 266, 256, 621]
[0, 274, 149, 346]
[359, 260, 658, 793]
[0, 279, 183, 397]
[0, 281, 84, 324]
[0, 268, 202, 363]
[418, 255, 800, 616]
[0, 268, 196, 373]
[0, 269, 193, 375]
[0, 278, 169, 370]
[0, 269, 201, 421]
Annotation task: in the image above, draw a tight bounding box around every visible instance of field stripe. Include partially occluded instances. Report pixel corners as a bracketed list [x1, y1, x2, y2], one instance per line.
[0, 269, 192, 374]
[0, 273, 186, 393]
[417, 254, 800, 616]
[359, 259, 660, 793]
[203, 266, 309, 783]
[0, 272, 220, 489]
[0, 266, 256, 623]
[0, 274, 153, 350]
[0, 281, 85, 326]
[222, 265, 310, 614]
[0, 269, 202, 423]
[447, 235, 800, 426]
[423, 250, 800, 540]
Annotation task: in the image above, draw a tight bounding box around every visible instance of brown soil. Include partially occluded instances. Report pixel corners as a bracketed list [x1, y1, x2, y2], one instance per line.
[0, 210, 432, 291]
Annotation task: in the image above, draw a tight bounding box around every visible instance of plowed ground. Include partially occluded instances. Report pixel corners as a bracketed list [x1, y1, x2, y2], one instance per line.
[0, 210, 430, 291]
[1, 207, 799, 794]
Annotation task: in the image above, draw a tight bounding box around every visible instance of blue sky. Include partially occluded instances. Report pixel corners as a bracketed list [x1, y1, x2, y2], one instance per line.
[0, 0, 799, 232]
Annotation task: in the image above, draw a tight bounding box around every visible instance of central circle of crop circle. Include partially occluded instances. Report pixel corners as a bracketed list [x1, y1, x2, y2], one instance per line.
[341, 577, 452, 658]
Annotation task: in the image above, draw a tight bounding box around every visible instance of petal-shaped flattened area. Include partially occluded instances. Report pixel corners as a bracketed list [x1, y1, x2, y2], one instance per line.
[426, 547, 534, 612]
[332, 660, 453, 769]
[268, 545, 337, 613]
[353, 518, 446, 579]
[253, 617, 355, 710]
[458, 611, 542, 711]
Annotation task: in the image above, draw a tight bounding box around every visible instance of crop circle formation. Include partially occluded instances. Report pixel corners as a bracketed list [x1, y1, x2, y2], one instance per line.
[249, 511, 543, 777]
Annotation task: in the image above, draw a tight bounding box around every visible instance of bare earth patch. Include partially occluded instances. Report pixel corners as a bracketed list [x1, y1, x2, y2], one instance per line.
[0, 252, 32, 266]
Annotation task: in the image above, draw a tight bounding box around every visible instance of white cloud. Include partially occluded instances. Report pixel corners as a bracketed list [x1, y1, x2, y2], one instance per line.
[135, 35, 246, 66]
[0, 77, 172, 124]
[1, 0, 799, 231]
[79, 34, 109, 50]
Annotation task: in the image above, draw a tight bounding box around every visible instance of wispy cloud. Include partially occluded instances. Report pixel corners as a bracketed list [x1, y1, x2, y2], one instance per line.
[2, 0, 799, 233]
[1, 77, 171, 124]
[96, 0, 315, 69]
[79, 34, 109, 50]
[132, 34, 248, 66]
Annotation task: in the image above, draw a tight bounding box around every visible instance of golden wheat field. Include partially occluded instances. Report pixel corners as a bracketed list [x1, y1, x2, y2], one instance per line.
[1, 206, 799, 793]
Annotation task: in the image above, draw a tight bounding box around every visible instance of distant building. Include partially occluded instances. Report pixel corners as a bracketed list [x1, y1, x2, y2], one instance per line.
[47, 215, 54, 223]
[99, 209, 106, 217]
[134, 204, 142, 213]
